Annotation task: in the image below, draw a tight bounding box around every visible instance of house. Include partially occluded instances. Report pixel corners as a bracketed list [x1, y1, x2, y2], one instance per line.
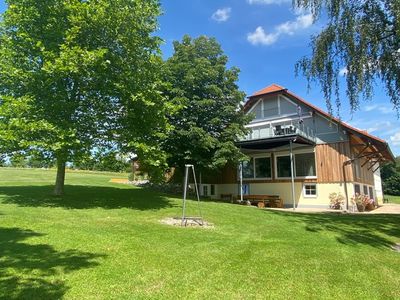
[200, 84, 394, 209]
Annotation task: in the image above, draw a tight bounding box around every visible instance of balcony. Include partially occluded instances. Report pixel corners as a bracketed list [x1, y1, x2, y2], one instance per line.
[240, 120, 316, 143]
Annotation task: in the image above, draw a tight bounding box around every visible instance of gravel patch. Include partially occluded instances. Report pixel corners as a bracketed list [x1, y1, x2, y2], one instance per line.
[160, 217, 214, 228]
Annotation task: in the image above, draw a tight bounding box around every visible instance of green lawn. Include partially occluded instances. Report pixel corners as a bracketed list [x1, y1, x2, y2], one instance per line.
[0, 168, 399, 299]
[386, 194, 400, 204]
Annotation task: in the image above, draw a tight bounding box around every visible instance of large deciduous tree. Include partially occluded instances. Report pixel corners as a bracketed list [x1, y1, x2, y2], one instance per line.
[0, 0, 168, 195]
[163, 35, 250, 173]
[295, 0, 400, 114]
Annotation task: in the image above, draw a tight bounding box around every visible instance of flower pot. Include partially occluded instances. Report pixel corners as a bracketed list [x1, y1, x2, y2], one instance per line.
[365, 203, 375, 211]
[356, 203, 365, 212]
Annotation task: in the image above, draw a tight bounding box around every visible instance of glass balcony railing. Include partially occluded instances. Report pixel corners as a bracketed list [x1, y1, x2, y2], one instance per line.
[240, 120, 316, 142]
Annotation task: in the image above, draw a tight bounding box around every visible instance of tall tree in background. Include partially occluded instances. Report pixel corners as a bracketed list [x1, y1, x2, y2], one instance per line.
[0, 0, 167, 195]
[295, 0, 400, 114]
[381, 156, 400, 196]
[163, 35, 250, 173]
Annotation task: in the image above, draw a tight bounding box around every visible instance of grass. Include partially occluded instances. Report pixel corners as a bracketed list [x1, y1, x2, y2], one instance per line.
[0, 168, 399, 299]
[386, 194, 400, 204]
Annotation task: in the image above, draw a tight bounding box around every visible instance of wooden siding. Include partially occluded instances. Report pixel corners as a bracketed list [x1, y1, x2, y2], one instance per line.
[352, 154, 375, 186]
[216, 141, 376, 185]
[315, 142, 353, 183]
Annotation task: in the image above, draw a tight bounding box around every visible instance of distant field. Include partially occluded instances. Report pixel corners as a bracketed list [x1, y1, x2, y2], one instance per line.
[0, 168, 399, 299]
[386, 194, 400, 204]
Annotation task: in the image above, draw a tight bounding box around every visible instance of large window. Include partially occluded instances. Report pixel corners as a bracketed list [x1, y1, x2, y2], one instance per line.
[295, 153, 316, 177]
[241, 156, 271, 179]
[276, 152, 316, 178]
[255, 157, 271, 178]
[276, 155, 291, 178]
[242, 158, 254, 179]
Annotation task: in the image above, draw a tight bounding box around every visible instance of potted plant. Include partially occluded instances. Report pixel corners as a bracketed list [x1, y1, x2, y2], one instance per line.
[351, 193, 366, 212]
[329, 192, 345, 209]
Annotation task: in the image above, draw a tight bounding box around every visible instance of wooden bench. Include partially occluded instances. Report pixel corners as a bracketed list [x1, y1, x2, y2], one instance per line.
[240, 194, 283, 208]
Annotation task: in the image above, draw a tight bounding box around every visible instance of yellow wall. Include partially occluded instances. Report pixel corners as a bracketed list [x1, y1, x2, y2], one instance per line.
[213, 182, 367, 208]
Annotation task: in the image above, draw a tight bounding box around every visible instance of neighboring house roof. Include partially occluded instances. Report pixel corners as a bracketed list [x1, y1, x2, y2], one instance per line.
[245, 84, 395, 162]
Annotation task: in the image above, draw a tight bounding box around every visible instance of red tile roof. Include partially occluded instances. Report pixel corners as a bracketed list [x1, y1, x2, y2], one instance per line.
[251, 83, 286, 97]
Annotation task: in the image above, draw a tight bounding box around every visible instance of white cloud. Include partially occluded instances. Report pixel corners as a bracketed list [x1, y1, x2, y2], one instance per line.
[247, 13, 313, 45]
[247, 27, 278, 45]
[363, 104, 394, 114]
[364, 104, 378, 112]
[390, 131, 400, 146]
[212, 7, 231, 22]
[247, 0, 290, 4]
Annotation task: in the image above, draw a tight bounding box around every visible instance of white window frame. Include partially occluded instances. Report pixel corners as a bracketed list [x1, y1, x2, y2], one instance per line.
[303, 183, 317, 198]
[200, 184, 216, 197]
[274, 149, 317, 179]
[241, 154, 272, 180]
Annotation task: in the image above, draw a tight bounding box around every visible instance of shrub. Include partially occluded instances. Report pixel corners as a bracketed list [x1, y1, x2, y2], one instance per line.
[329, 192, 345, 209]
[351, 193, 376, 212]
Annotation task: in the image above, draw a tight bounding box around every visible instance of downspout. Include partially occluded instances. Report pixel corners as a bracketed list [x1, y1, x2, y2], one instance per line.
[343, 161, 350, 211]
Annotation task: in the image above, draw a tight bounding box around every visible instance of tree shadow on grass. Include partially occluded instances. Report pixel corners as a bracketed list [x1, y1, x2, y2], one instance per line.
[0, 185, 174, 210]
[267, 210, 400, 250]
[0, 227, 105, 299]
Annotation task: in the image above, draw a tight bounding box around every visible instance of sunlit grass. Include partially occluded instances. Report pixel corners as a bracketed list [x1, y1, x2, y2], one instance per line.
[0, 168, 399, 299]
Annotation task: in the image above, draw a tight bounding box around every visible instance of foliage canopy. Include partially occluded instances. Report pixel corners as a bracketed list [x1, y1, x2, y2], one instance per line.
[295, 0, 400, 114]
[163, 35, 250, 172]
[0, 0, 167, 194]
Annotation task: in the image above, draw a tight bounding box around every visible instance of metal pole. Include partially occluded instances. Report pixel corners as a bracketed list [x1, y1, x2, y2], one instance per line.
[239, 162, 243, 202]
[191, 165, 203, 224]
[290, 140, 296, 210]
[343, 162, 349, 211]
[182, 165, 189, 225]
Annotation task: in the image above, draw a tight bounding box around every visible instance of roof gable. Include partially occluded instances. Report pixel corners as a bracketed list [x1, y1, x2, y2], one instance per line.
[245, 84, 394, 161]
[251, 84, 286, 97]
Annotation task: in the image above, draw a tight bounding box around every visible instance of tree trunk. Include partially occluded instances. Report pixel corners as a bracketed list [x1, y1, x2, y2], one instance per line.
[54, 157, 66, 196]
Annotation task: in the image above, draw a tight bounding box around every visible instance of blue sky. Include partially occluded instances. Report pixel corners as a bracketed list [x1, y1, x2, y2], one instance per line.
[0, 0, 399, 155]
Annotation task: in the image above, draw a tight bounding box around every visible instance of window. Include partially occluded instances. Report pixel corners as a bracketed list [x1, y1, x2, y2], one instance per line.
[304, 184, 317, 197]
[253, 102, 262, 119]
[242, 158, 254, 179]
[276, 155, 292, 178]
[368, 187, 374, 199]
[276, 151, 316, 179]
[295, 153, 316, 177]
[354, 184, 361, 194]
[241, 156, 271, 179]
[363, 185, 368, 195]
[202, 185, 208, 197]
[210, 184, 215, 196]
[255, 157, 271, 178]
[263, 99, 279, 117]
